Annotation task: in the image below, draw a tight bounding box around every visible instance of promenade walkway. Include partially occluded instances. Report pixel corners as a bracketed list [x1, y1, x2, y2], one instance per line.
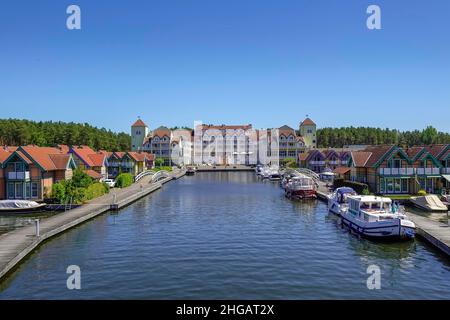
[0, 169, 185, 280]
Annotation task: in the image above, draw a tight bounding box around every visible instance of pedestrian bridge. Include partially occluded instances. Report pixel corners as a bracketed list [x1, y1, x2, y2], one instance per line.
[134, 170, 171, 183]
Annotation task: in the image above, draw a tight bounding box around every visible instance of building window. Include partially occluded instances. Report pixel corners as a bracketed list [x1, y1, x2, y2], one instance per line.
[31, 183, 38, 198]
[26, 183, 31, 199]
[7, 182, 14, 198]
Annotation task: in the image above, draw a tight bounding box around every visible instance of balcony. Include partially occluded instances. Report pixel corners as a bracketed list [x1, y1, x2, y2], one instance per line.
[121, 162, 134, 168]
[329, 160, 340, 165]
[379, 168, 415, 176]
[8, 171, 30, 180]
[310, 161, 325, 165]
[416, 168, 440, 175]
[443, 168, 450, 174]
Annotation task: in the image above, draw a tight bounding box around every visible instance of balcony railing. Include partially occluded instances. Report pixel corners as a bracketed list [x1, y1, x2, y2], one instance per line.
[379, 168, 415, 175]
[443, 168, 450, 174]
[416, 168, 440, 175]
[121, 162, 134, 168]
[328, 161, 340, 165]
[310, 161, 325, 165]
[8, 171, 30, 180]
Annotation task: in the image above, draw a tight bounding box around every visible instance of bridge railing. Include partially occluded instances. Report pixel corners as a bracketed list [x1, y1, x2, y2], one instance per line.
[134, 170, 155, 182]
[151, 170, 170, 183]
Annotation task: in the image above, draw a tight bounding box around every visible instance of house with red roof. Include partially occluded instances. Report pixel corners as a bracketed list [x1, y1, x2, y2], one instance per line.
[348, 144, 449, 194]
[106, 151, 153, 178]
[1, 146, 76, 200]
[69, 146, 109, 180]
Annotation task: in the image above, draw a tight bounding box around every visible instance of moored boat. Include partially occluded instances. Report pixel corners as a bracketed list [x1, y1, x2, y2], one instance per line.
[0, 200, 47, 214]
[341, 195, 415, 240]
[410, 195, 448, 212]
[285, 175, 316, 199]
[186, 166, 196, 175]
[327, 187, 357, 216]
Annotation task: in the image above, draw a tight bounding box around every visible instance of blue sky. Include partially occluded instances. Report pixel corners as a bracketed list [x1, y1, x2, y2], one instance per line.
[0, 0, 449, 133]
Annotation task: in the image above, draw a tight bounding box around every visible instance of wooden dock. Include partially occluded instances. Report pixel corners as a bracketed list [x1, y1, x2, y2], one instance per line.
[405, 212, 450, 256]
[0, 169, 185, 281]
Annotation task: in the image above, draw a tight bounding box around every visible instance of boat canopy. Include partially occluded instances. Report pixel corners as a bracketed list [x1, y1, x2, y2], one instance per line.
[337, 187, 356, 195]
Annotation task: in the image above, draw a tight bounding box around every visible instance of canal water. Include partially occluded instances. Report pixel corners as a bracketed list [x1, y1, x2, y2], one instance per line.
[0, 172, 449, 299]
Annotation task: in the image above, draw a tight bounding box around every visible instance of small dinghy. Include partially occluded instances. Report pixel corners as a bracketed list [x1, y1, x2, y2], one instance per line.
[410, 195, 448, 212]
[0, 200, 47, 213]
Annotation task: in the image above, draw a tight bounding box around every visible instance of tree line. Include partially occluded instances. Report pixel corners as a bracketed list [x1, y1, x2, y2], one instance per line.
[316, 126, 450, 148]
[0, 119, 131, 151]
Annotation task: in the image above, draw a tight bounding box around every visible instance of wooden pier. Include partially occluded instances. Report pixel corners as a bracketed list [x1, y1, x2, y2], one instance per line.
[0, 169, 185, 281]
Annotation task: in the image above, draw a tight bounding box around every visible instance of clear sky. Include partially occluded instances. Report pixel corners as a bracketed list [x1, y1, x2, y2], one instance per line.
[0, 0, 449, 133]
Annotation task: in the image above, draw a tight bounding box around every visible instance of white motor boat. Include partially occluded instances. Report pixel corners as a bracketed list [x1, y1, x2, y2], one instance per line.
[285, 175, 317, 199]
[268, 169, 281, 181]
[327, 187, 357, 216]
[341, 195, 415, 240]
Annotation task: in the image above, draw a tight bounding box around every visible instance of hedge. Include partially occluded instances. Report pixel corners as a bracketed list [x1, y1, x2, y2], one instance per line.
[116, 173, 134, 188]
[333, 178, 369, 194]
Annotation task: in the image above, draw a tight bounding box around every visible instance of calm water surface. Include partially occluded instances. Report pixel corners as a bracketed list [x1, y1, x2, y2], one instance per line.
[0, 172, 449, 299]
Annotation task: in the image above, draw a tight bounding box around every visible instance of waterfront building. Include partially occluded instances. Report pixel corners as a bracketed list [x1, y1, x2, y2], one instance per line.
[131, 117, 318, 166]
[131, 118, 149, 152]
[298, 149, 351, 173]
[277, 125, 306, 164]
[1, 146, 76, 200]
[106, 151, 152, 178]
[69, 145, 109, 180]
[0, 147, 17, 200]
[348, 144, 450, 195]
[299, 117, 317, 149]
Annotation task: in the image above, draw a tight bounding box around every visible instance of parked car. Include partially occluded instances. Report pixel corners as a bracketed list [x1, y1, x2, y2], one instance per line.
[103, 179, 116, 188]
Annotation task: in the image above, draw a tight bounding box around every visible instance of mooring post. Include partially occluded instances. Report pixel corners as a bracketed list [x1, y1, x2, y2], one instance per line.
[35, 219, 40, 237]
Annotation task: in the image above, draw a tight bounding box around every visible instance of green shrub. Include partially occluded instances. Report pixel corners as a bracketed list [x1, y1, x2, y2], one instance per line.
[155, 158, 164, 167]
[71, 168, 93, 188]
[51, 182, 66, 203]
[84, 183, 109, 201]
[152, 166, 172, 172]
[362, 188, 371, 195]
[116, 173, 133, 188]
[417, 189, 427, 196]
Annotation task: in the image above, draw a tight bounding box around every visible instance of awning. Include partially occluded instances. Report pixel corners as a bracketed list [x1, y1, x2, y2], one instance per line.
[442, 175, 450, 183]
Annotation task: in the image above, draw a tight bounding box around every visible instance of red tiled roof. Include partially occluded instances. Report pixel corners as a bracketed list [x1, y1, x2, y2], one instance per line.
[21, 146, 66, 170]
[132, 119, 147, 127]
[71, 146, 106, 167]
[114, 152, 126, 159]
[333, 167, 351, 175]
[301, 118, 316, 126]
[15, 150, 33, 165]
[145, 153, 155, 161]
[425, 144, 447, 158]
[127, 152, 146, 162]
[350, 151, 373, 167]
[363, 145, 394, 167]
[87, 153, 106, 167]
[48, 154, 72, 170]
[85, 169, 102, 180]
[405, 146, 424, 160]
[0, 148, 14, 164]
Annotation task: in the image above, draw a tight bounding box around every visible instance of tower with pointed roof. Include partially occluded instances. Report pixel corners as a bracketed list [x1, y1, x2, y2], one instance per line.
[131, 117, 149, 151]
[299, 116, 317, 149]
